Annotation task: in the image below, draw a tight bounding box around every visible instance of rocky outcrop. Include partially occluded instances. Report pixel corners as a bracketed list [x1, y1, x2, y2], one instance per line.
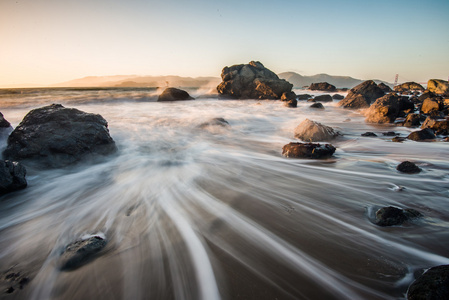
[158, 88, 194, 101]
[338, 80, 384, 109]
[421, 116, 449, 135]
[365, 93, 402, 123]
[375, 206, 421, 226]
[59, 235, 107, 271]
[0, 160, 27, 196]
[294, 119, 338, 142]
[407, 128, 436, 141]
[427, 79, 449, 95]
[377, 83, 392, 93]
[397, 161, 421, 174]
[217, 61, 293, 99]
[309, 82, 336, 92]
[282, 142, 336, 159]
[393, 82, 425, 93]
[407, 265, 449, 300]
[2, 104, 117, 168]
[313, 94, 333, 102]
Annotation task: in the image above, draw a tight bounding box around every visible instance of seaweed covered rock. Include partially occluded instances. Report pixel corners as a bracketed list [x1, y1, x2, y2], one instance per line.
[158, 88, 194, 101]
[59, 235, 107, 271]
[338, 80, 385, 109]
[294, 119, 338, 142]
[309, 82, 336, 92]
[0, 160, 27, 196]
[217, 61, 293, 99]
[282, 142, 336, 159]
[2, 104, 117, 168]
[407, 265, 449, 300]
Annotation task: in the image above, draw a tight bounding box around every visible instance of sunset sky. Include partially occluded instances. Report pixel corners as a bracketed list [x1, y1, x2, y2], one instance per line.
[1, 0, 448, 87]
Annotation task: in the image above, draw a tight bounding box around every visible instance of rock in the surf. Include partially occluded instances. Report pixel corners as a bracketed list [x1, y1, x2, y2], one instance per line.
[426, 79, 449, 95]
[59, 236, 107, 271]
[393, 82, 425, 93]
[407, 128, 436, 141]
[365, 93, 403, 123]
[309, 82, 336, 92]
[375, 206, 422, 226]
[313, 94, 333, 102]
[157, 87, 194, 101]
[377, 83, 393, 93]
[2, 104, 117, 168]
[310, 102, 324, 109]
[421, 116, 449, 135]
[407, 265, 449, 300]
[282, 142, 336, 159]
[294, 119, 338, 142]
[397, 161, 421, 174]
[0, 160, 27, 196]
[217, 61, 293, 99]
[338, 80, 385, 109]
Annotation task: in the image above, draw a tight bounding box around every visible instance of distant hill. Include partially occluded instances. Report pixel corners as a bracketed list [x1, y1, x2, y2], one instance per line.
[278, 72, 391, 89]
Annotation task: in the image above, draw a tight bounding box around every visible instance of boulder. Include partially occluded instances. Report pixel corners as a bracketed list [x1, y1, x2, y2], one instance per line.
[297, 94, 311, 100]
[404, 113, 421, 127]
[397, 161, 421, 174]
[361, 132, 377, 137]
[407, 265, 449, 300]
[310, 103, 324, 109]
[59, 235, 107, 271]
[421, 98, 442, 114]
[313, 94, 333, 102]
[427, 79, 449, 95]
[309, 82, 336, 92]
[217, 61, 293, 99]
[365, 93, 402, 123]
[281, 91, 297, 101]
[284, 99, 297, 108]
[294, 119, 338, 142]
[282, 142, 336, 159]
[393, 82, 425, 93]
[338, 80, 385, 109]
[0, 160, 27, 196]
[158, 88, 194, 101]
[2, 104, 117, 168]
[407, 128, 436, 141]
[0, 112, 11, 128]
[332, 94, 344, 100]
[377, 83, 393, 93]
[375, 206, 421, 226]
[421, 116, 449, 135]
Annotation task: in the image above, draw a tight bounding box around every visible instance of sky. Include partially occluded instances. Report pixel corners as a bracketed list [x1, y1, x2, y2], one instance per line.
[1, 0, 448, 87]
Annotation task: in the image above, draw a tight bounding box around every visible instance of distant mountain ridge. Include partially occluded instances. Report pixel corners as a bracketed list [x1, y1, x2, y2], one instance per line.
[278, 72, 392, 89]
[51, 73, 392, 89]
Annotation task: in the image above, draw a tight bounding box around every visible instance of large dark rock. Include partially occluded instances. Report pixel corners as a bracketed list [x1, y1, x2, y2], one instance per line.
[0, 160, 27, 196]
[397, 161, 421, 174]
[365, 93, 402, 123]
[309, 82, 336, 92]
[332, 94, 344, 100]
[310, 102, 324, 109]
[2, 104, 117, 168]
[294, 119, 338, 142]
[284, 99, 298, 108]
[314, 94, 333, 102]
[157, 87, 194, 101]
[377, 83, 393, 93]
[375, 206, 422, 226]
[394, 82, 425, 93]
[407, 128, 436, 141]
[59, 235, 107, 271]
[338, 80, 385, 109]
[427, 79, 449, 95]
[421, 116, 449, 135]
[217, 61, 293, 99]
[407, 265, 449, 300]
[282, 142, 336, 159]
[0, 112, 11, 128]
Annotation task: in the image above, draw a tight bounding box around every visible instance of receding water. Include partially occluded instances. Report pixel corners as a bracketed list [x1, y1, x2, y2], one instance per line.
[0, 88, 448, 300]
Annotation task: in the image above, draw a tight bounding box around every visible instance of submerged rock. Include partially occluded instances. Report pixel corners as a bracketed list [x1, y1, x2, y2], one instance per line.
[294, 119, 338, 142]
[157, 87, 194, 101]
[59, 236, 107, 271]
[217, 61, 293, 99]
[393, 82, 425, 93]
[397, 161, 421, 174]
[361, 132, 377, 137]
[297, 94, 312, 100]
[427, 79, 449, 95]
[313, 94, 333, 102]
[2, 104, 117, 168]
[282, 142, 336, 159]
[407, 128, 436, 141]
[338, 80, 385, 109]
[198, 117, 230, 129]
[407, 265, 449, 300]
[0, 160, 27, 196]
[309, 82, 336, 92]
[310, 102, 324, 109]
[375, 206, 422, 226]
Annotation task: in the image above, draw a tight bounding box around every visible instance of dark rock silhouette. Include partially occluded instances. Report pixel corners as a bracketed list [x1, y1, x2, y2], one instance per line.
[397, 161, 421, 174]
[59, 236, 107, 271]
[338, 80, 385, 109]
[282, 142, 336, 159]
[0, 160, 27, 196]
[158, 88, 194, 101]
[407, 265, 449, 300]
[309, 82, 336, 92]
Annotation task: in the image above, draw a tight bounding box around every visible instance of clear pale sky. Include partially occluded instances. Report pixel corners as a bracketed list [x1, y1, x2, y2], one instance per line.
[1, 0, 448, 87]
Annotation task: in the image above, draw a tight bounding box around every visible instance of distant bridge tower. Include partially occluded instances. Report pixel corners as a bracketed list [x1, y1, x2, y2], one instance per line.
[394, 74, 399, 86]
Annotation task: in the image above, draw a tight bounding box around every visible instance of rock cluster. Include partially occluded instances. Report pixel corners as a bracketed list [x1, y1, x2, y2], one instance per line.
[217, 61, 293, 99]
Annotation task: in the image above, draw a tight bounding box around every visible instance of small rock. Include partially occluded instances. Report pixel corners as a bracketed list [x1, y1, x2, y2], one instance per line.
[421, 116, 449, 135]
[332, 94, 344, 100]
[309, 82, 336, 92]
[284, 99, 297, 107]
[313, 94, 333, 102]
[421, 98, 442, 114]
[397, 161, 421, 174]
[392, 137, 406, 142]
[0, 160, 27, 196]
[59, 236, 107, 271]
[407, 128, 436, 141]
[427, 79, 449, 95]
[407, 265, 449, 300]
[361, 132, 377, 137]
[0, 112, 11, 128]
[282, 142, 336, 159]
[297, 94, 311, 100]
[198, 118, 230, 129]
[382, 131, 398, 136]
[158, 88, 194, 101]
[393, 82, 425, 93]
[310, 103, 324, 109]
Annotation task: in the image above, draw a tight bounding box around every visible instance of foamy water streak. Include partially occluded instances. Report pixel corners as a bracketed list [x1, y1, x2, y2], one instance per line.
[0, 88, 448, 299]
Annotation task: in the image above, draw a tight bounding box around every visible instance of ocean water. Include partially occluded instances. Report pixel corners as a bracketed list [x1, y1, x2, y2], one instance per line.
[0, 88, 448, 300]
